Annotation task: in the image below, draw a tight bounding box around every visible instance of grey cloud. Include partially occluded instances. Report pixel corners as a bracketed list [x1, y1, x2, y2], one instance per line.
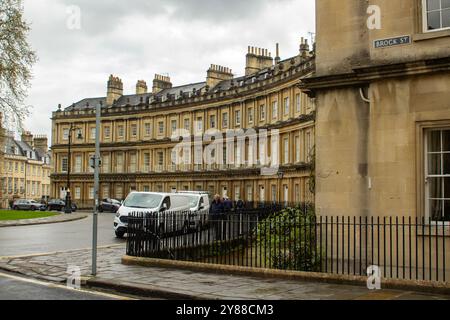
[59, 0, 294, 35]
[22, 0, 314, 138]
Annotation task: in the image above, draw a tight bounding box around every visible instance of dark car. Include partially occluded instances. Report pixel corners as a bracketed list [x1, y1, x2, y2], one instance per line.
[12, 199, 46, 211]
[99, 198, 121, 213]
[47, 199, 77, 212]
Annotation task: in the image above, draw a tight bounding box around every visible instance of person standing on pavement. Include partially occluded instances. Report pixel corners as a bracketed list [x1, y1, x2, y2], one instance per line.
[223, 197, 233, 213]
[210, 194, 225, 240]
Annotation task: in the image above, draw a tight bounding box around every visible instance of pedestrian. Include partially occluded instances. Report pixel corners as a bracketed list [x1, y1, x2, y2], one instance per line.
[210, 194, 225, 240]
[223, 196, 233, 213]
[236, 198, 245, 213]
[210, 194, 224, 215]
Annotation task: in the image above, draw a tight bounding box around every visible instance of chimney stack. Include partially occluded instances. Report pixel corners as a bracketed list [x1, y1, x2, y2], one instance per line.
[106, 75, 123, 106]
[21, 131, 33, 147]
[300, 37, 310, 58]
[245, 46, 273, 76]
[275, 43, 281, 64]
[33, 135, 48, 154]
[206, 64, 234, 89]
[136, 80, 148, 95]
[152, 74, 172, 94]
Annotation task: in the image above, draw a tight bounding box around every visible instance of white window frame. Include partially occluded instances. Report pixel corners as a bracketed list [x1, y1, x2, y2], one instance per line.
[131, 124, 138, 137]
[284, 97, 290, 116]
[248, 108, 254, 124]
[102, 155, 110, 173]
[296, 93, 301, 113]
[74, 154, 82, 173]
[196, 117, 203, 132]
[74, 186, 81, 200]
[63, 129, 69, 141]
[222, 113, 228, 128]
[171, 120, 177, 134]
[283, 137, 289, 164]
[104, 126, 111, 139]
[129, 153, 137, 173]
[272, 101, 278, 120]
[424, 128, 450, 222]
[61, 157, 68, 173]
[210, 115, 216, 128]
[235, 110, 241, 126]
[260, 104, 266, 121]
[90, 127, 96, 140]
[422, 0, 450, 33]
[144, 123, 152, 136]
[184, 118, 190, 131]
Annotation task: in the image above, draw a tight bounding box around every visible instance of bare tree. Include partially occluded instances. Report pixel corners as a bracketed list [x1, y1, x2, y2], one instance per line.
[0, 0, 37, 129]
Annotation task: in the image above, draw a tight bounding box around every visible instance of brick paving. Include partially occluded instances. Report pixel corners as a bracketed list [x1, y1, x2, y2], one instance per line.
[0, 245, 448, 300]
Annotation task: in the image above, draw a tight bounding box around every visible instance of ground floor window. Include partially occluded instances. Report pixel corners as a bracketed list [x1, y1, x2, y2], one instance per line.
[102, 185, 109, 199]
[271, 185, 277, 202]
[425, 128, 450, 221]
[74, 187, 81, 200]
[246, 185, 253, 202]
[116, 186, 123, 200]
[88, 186, 94, 200]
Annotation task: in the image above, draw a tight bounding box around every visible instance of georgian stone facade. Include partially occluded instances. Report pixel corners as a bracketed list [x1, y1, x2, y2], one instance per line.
[0, 130, 52, 209]
[301, 0, 450, 220]
[51, 40, 316, 208]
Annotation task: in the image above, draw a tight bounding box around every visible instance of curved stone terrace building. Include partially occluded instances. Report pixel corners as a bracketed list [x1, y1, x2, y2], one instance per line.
[51, 39, 316, 208]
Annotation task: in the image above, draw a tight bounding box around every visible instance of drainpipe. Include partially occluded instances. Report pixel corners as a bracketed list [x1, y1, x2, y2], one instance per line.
[359, 87, 371, 103]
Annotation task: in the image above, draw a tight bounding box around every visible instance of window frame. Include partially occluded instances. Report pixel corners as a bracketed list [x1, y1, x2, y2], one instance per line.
[422, 0, 450, 33]
[259, 104, 266, 121]
[424, 128, 450, 222]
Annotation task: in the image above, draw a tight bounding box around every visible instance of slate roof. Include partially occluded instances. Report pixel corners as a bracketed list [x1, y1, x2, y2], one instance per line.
[64, 52, 311, 111]
[3, 136, 50, 164]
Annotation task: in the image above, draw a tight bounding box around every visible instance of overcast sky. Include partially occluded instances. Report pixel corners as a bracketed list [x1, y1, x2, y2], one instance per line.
[22, 0, 315, 139]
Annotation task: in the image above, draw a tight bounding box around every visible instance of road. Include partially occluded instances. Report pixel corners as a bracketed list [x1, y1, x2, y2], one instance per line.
[0, 212, 124, 257]
[0, 271, 129, 300]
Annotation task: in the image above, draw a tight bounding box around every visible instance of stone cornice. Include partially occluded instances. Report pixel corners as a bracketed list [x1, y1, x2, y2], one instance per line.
[299, 56, 450, 92]
[50, 163, 311, 182]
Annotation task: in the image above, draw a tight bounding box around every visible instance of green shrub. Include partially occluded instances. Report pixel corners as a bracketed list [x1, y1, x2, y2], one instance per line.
[256, 204, 322, 271]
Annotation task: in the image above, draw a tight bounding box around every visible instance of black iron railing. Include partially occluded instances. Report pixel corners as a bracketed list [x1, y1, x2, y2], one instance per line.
[126, 206, 449, 282]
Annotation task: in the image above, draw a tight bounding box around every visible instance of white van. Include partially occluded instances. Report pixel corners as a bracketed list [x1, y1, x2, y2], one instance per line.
[177, 191, 211, 230]
[113, 192, 192, 238]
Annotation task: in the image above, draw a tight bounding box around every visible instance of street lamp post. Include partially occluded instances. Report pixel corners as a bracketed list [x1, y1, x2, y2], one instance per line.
[65, 124, 82, 214]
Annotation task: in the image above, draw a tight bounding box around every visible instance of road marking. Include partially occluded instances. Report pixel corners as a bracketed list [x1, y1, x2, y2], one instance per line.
[0, 243, 125, 260]
[0, 271, 135, 300]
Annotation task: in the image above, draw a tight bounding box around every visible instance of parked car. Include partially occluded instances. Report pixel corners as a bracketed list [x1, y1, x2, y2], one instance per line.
[113, 192, 193, 238]
[46, 199, 78, 212]
[98, 198, 121, 213]
[12, 199, 46, 211]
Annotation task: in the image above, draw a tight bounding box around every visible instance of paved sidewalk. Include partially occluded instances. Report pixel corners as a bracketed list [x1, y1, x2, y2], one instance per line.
[0, 212, 88, 228]
[0, 245, 448, 300]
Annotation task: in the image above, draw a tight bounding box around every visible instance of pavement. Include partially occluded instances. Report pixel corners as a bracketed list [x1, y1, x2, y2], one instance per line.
[0, 245, 449, 300]
[1, 212, 449, 300]
[0, 212, 88, 228]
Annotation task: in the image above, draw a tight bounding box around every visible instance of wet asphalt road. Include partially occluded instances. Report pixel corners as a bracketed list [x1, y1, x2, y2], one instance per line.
[0, 272, 120, 300]
[0, 212, 124, 257]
